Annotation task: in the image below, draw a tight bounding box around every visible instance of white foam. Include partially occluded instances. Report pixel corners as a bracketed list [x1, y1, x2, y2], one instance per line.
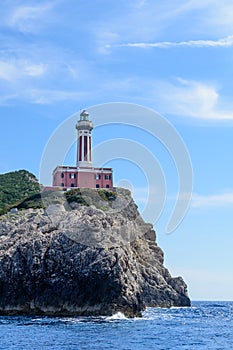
[106, 312, 128, 320]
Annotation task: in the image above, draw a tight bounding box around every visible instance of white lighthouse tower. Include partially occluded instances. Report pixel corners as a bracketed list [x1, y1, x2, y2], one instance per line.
[52, 109, 113, 189]
[76, 110, 94, 168]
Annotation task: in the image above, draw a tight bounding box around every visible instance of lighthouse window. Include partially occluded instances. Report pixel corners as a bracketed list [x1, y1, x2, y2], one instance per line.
[70, 173, 76, 179]
[61, 173, 64, 178]
[105, 175, 111, 180]
[95, 174, 101, 180]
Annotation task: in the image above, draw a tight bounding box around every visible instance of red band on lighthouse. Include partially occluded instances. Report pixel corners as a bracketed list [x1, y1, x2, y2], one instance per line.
[84, 136, 88, 161]
[79, 136, 82, 162]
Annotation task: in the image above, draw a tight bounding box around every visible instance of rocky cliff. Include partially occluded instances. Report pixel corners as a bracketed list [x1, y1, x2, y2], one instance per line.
[0, 188, 190, 317]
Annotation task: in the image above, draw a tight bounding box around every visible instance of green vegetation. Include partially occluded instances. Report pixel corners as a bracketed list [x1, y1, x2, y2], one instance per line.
[65, 188, 89, 206]
[98, 189, 117, 202]
[0, 170, 131, 215]
[65, 188, 118, 206]
[12, 187, 121, 213]
[0, 170, 41, 214]
[16, 192, 44, 210]
[20, 187, 127, 211]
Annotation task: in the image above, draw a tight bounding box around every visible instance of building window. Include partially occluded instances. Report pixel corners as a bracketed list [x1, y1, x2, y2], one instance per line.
[106, 184, 109, 188]
[61, 183, 64, 187]
[61, 173, 64, 178]
[95, 174, 101, 180]
[105, 174, 111, 180]
[70, 173, 76, 179]
[96, 184, 100, 188]
[71, 183, 75, 187]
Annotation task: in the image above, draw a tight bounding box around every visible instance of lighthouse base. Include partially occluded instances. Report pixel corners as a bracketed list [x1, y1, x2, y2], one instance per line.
[52, 166, 113, 189]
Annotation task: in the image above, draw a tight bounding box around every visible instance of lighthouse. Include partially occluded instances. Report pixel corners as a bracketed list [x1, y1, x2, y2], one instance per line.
[52, 110, 113, 189]
[76, 110, 93, 167]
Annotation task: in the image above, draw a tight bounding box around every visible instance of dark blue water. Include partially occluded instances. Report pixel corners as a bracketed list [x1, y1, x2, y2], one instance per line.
[0, 301, 232, 349]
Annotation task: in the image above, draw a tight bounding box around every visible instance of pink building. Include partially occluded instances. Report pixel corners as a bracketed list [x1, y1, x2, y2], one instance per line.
[52, 110, 113, 189]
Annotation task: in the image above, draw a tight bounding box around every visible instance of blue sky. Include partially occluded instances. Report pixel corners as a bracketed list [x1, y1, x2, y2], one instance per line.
[1, 0, 233, 301]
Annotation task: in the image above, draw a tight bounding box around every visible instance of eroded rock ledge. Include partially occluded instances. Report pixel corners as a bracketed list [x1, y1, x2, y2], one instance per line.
[0, 188, 190, 317]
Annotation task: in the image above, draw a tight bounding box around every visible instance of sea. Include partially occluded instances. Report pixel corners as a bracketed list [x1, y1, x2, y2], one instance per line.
[0, 301, 232, 350]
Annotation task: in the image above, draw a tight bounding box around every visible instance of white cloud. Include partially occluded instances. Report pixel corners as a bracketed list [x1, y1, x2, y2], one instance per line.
[166, 190, 233, 209]
[8, 3, 54, 33]
[0, 93, 18, 106]
[96, 1, 205, 49]
[153, 78, 233, 121]
[192, 192, 233, 208]
[0, 88, 90, 106]
[135, 0, 147, 9]
[28, 89, 90, 104]
[96, 0, 230, 49]
[96, 1, 233, 50]
[203, 1, 233, 35]
[112, 35, 233, 49]
[0, 60, 47, 82]
[25, 64, 47, 77]
[0, 61, 18, 82]
[0, 41, 93, 105]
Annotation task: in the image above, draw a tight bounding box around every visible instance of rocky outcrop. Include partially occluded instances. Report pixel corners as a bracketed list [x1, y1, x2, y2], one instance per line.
[0, 189, 190, 317]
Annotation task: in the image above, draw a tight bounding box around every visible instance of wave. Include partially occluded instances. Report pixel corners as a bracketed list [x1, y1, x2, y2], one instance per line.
[105, 312, 128, 320]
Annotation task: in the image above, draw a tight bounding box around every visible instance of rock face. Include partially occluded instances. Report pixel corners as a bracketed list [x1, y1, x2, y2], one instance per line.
[0, 189, 190, 317]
